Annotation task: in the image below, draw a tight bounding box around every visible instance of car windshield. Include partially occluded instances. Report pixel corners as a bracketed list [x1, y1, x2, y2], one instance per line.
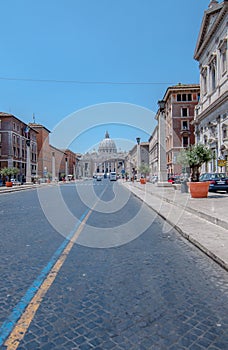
[200, 173, 226, 180]
[211, 173, 226, 179]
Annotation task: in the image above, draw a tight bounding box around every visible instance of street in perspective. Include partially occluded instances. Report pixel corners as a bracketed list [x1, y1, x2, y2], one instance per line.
[0, 178, 228, 350]
[1, 0, 228, 349]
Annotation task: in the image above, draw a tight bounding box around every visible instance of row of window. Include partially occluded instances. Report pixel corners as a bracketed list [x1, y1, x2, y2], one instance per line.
[176, 93, 199, 102]
[172, 108, 193, 117]
[201, 39, 227, 95]
[200, 122, 227, 139]
[0, 132, 36, 147]
[12, 146, 37, 161]
[166, 136, 190, 148]
[202, 128, 227, 141]
[0, 162, 37, 172]
[12, 134, 37, 149]
[0, 120, 36, 141]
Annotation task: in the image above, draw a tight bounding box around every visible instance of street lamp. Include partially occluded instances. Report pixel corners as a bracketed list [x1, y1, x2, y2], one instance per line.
[25, 139, 32, 184]
[136, 137, 141, 145]
[52, 152, 56, 181]
[65, 157, 68, 180]
[136, 137, 141, 180]
[158, 100, 166, 111]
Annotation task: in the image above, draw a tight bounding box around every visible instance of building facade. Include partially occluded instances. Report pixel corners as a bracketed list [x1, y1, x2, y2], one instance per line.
[29, 123, 51, 178]
[161, 84, 200, 175]
[29, 123, 68, 180]
[148, 126, 158, 177]
[60, 149, 78, 180]
[0, 117, 78, 182]
[194, 0, 228, 173]
[0, 113, 38, 182]
[78, 132, 126, 178]
[124, 141, 149, 179]
[50, 145, 66, 180]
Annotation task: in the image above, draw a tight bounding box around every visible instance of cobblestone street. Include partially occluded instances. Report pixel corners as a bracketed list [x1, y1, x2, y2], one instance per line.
[0, 182, 228, 349]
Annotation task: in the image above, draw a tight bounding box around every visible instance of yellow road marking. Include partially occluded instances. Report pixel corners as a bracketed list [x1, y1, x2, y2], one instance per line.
[5, 209, 92, 350]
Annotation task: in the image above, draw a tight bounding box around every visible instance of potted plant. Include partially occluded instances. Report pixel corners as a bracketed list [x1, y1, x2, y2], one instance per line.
[139, 164, 150, 184]
[178, 144, 213, 198]
[0, 167, 20, 187]
[46, 172, 52, 183]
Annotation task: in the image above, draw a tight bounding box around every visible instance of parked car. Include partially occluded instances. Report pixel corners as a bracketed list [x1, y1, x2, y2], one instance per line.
[168, 175, 181, 184]
[199, 172, 228, 192]
[11, 178, 21, 186]
[151, 175, 158, 184]
[109, 172, 117, 181]
[96, 175, 102, 181]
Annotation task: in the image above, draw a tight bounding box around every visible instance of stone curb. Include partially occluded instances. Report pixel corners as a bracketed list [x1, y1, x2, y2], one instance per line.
[134, 183, 228, 231]
[123, 183, 228, 272]
[0, 180, 84, 194]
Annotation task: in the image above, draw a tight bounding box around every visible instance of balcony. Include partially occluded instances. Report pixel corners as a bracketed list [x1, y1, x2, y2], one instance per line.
[208, 136, 218, 145]
[180, 126, 190, 134]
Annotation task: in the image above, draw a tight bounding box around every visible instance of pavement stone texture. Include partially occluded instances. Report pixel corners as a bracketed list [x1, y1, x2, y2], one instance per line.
[8, 223, 228, 349]
[122, 181, 228, 272]
[0, 181, 228, 349]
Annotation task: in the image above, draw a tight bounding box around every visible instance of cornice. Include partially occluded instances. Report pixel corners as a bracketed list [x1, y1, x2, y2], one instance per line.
[194, 2, 228, 61]
[196, 90, 228, 122]
[162, 84, 200, 102]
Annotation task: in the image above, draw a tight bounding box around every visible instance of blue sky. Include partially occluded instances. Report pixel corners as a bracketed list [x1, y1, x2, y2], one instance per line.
[1, 0, 209, 153]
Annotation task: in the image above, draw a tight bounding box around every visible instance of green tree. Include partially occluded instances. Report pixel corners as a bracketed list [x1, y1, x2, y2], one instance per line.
[139, 164, 150, 178]
[0, 167, 19, 181]
[177, 144, 213, 182]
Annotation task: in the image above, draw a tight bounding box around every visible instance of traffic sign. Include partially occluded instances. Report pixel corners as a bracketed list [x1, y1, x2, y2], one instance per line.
[217, 159, 227, 167]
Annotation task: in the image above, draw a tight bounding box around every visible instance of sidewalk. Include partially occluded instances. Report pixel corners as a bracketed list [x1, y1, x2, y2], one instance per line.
[122, 180, 228, 271]
[0, 180, 78, 194]
[0, 183, 45, 193]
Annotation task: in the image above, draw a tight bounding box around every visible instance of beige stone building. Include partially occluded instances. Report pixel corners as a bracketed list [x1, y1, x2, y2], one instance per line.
[194, 0, 228, 173]
[148, 126, 158, 177]
[78, 132, 127, 178]
[125, 141, 149, 179]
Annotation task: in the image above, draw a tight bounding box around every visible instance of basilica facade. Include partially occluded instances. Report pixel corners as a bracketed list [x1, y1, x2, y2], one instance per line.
[78, 132, 127, 178]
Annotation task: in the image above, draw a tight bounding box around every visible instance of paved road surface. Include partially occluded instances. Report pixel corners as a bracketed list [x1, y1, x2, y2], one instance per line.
[0, 179, 228, 349]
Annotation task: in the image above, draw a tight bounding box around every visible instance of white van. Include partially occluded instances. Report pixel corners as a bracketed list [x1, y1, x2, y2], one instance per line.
[109, 171, 117, 181]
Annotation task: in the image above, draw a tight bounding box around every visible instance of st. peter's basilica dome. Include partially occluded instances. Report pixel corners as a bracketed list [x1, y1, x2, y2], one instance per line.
[98, 131, 117, 154]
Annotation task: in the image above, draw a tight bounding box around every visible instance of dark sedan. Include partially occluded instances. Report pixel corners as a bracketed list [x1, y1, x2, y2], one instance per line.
[199, 172, 228, 192]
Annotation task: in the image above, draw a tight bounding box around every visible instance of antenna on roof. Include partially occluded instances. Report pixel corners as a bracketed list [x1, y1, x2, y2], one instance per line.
[32, 113, 36, 123]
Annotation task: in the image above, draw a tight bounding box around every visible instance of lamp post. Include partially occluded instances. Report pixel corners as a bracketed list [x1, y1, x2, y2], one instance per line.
[25, 139, 32, 184]
[136, 137, 141, 181]
[157, 100, 169, 186]
[65, 157, 68, 180]
[52, 152, 56, 181]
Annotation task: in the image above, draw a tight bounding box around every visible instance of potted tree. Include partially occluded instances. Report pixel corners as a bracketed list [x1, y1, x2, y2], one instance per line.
[139, 164, 150, 184]
[178, 144, 213, 198]
[0, 167, 20, 187]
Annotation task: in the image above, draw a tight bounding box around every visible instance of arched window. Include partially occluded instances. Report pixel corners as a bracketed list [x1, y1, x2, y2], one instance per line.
[209, 57, 217, 91]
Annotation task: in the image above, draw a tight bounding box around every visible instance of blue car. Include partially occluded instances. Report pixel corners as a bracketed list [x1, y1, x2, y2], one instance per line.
[199, 172, 228, 192]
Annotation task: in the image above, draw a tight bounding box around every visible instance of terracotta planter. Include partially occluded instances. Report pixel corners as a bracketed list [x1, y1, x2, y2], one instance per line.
[6, 181, 13, 187]
[187, 182, 210, 198]
[140, 178, 146, 184]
